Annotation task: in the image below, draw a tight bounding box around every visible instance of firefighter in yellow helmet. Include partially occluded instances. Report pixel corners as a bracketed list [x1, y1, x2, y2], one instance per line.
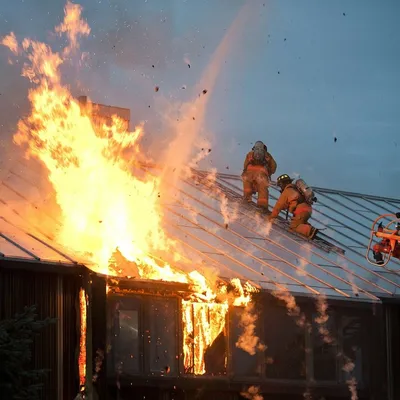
[242, 141, 277, 213]
[268, 174, 318, 239]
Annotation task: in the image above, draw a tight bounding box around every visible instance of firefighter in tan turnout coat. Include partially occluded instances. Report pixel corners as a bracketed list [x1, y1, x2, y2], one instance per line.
[242, 141, 277, 213]
[268, 174, 318, 240]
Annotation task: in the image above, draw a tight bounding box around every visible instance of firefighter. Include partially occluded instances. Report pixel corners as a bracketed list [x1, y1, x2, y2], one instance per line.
[242, 141, 277, 213]
[268, 174, 318, 239]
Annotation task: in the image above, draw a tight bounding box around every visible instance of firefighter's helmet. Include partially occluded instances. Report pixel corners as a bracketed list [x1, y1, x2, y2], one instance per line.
[276, 174, 293, 189]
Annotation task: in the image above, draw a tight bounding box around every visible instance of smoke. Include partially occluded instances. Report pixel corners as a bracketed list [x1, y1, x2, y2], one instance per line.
[314, 295, 334, 344]
[158, 1, 254, 185]
[346, 377, 358, 400]
[336, 255, 359, 296]
[261, 219, 273, 236]
[156, 2, 251, 186]
[296, 254, 309, 277]
[240, 386, 264, 400]
[217, 182, 240, 228]
[235, 302, 266, 356]
[272, 287, 306, 328]
[314, 295, 358, 399]
[200, 167, 239, 227]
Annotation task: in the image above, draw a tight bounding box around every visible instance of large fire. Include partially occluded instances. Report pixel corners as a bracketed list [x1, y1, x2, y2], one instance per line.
[1, 1, 262, 378]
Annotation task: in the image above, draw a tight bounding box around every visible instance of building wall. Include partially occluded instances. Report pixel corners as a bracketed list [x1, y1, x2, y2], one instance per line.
[2, 265, 385, 400]
[0, 262, 81, 400]
[383, 303, 400, 400]
[101, 288, 388, 400]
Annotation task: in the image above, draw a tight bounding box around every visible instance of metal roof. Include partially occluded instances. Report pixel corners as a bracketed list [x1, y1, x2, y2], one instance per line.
[1, 159, 400, 303]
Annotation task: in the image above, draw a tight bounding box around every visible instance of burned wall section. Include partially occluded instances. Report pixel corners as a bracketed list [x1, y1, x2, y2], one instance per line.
[0, 261, 81, 400]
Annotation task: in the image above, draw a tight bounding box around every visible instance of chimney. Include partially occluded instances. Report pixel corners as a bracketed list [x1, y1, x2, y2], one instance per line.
[78, 96, 88, 106]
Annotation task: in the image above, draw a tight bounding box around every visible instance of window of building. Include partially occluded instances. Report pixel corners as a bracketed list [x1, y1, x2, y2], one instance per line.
[340, 315, 364, 385]
[108, 296, 142, 376]
[263, 303, 306, 380]
[107, 294, 179, 377]
[231, 306, 262, 377]
[312, 311, 338, 382]
[118, 309, 140, 373]
[147, 297, 178, 375]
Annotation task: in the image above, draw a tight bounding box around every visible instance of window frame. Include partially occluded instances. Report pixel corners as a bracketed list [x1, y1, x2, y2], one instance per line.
[309, 303, 370, 387]
[107, 293, 179, 378]
[143, 295, 180, 377]
[107, 294, 144, 376]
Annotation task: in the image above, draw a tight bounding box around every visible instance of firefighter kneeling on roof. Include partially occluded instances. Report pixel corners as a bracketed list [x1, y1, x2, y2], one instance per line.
[268, 174, 319, 240]
[242, 141, 277, 213]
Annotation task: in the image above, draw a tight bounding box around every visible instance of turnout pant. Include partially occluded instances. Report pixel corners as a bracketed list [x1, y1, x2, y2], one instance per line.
[289, 205, 317, 239]
[242, 169, 269, 209]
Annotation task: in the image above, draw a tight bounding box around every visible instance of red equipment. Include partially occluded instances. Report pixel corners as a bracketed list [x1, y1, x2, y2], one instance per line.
[366, 213, 400, 267]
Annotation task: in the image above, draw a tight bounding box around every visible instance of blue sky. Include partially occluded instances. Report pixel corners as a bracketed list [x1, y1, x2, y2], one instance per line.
[0, 0, 399, 198]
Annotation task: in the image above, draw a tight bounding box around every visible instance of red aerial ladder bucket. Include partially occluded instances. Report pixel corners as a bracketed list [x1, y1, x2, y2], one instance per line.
[366, 213, 400, 267]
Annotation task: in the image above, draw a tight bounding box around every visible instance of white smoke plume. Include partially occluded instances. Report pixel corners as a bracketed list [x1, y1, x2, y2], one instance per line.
[235, 302, 266, 356]
[159, 1, 254, 186]
[219, 190, 239, 228]
[201, 167, 239, 228]
[296, 257, 309, 277]
[272, 287, 306, 328]
[346, 377, 358, 400]
[204, 168, 218, 184]
[335, 255, 359, 296]
[314, 295, 358, 399]
[314, 295, 334, 344]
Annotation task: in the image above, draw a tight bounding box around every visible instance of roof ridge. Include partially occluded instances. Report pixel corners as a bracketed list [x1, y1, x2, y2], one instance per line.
[196, 169, 400, 204]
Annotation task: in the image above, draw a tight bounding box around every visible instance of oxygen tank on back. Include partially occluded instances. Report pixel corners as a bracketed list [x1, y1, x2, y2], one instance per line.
[295, 179, 317, 205]
[252, 141, 266, 164]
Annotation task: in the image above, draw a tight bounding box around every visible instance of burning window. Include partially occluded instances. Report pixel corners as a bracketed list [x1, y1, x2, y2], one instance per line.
[182, 301, 228, 376]
[264, 304, 306, 380]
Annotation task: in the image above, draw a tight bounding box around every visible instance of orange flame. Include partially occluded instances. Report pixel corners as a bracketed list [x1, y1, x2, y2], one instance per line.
[1, 32, 19, 54]
[2, 0, 262, 376]
[5, 2, 184, 280]
[55, 1, 90, 56]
